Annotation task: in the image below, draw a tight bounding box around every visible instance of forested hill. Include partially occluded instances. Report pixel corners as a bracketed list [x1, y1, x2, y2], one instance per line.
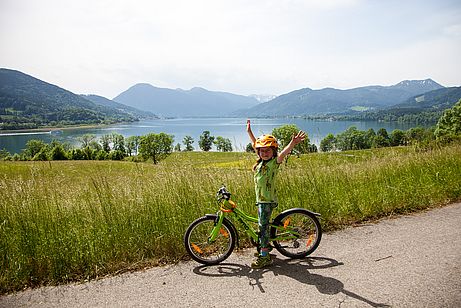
[235, 79, 444, 117]
[81, 94, 157, 120]
[327, 87, 461, 123]
[387, 86, 461, 111]
[0, 68, 138, 130]
[374, 86, 461, 123]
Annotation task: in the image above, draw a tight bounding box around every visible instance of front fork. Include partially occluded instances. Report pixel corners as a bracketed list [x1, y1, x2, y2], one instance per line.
[206, 211, 240, 248]
[207, 211, 225, 242]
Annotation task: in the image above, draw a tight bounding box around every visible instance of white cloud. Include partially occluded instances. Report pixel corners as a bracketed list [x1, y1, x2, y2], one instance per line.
[443, 24, 461, 37]
[0, 0, 460, 98]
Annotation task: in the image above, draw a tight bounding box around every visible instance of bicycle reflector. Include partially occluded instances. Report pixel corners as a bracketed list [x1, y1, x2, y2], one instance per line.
[283, 218, 291, 228]
[191, 243, 203, 254]
[306, 234, 314, 247]
[219, 228, 229, 238]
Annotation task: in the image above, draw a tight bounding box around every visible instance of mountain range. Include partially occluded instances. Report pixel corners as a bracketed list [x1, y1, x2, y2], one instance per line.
[80, 94, 156, 119]
[113, 83, 260, 117]
[0, 68, 150, 129]
[386, 86, 461, 113]
[1, 67, 460, 131]
[234, 79, 445, 117]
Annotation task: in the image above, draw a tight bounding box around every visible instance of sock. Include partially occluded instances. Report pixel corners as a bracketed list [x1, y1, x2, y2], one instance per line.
[260, 248, 268, 257]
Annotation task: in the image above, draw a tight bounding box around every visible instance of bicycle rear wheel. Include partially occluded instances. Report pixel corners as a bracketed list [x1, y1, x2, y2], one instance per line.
[184, 215, 236, 265]
[271, 208, 322, 259]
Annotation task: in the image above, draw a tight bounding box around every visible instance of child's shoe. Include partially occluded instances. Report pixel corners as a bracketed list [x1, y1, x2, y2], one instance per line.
[253, 246, 273, 257]
[251, 254, 272, 269]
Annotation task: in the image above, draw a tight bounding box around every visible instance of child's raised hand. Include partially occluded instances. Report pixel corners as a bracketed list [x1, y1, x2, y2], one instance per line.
[246, 119, 257, 144]
[292, 131, 306, 145]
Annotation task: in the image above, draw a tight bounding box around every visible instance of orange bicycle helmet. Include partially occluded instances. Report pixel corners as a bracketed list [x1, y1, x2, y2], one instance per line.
[254, 134, 278, 149]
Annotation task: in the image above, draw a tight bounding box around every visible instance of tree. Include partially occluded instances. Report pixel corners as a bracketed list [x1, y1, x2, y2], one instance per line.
[272, 124, 311, 154]
[82, 146, 96, 160]
[214, 136, 233, 152]
[0, 149, 11, 161]
[78, 134, 96, 148]
[32, 149, 49, 161]
[108, 150, 125, 160]
[406, 127, 431, 145]
[24, 139, 47, 159]
[125, 136, 140, 156]
[100, 134, 111, 152]
[199, 131, 214, 151]
[174, 143, 181, 152]
[183, 136, 194, 151]
[95, 150, 108, 160]
[307, 143, 318, 153]
[89, 140, 102, 151]
[364, 128, 376, 148]
[390, 129, 406, 146]
[320, 133, 336, 152]
[50, 143, 68, 160]
[435, 99, 461, 143]
[111, 133, 125, 153]
[373, 128, 390, 148]
[139, 132, 174, 164]
[335, 126, 368, 151]
[246, 143, 255, 153]
[68, 148, 86, 160]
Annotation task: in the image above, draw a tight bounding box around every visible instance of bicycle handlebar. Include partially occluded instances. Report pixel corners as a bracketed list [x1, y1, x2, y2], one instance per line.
[217, 185, 231, 201]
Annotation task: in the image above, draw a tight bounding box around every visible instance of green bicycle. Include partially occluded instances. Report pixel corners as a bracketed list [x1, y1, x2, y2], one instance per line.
[184, 186, 322, 265]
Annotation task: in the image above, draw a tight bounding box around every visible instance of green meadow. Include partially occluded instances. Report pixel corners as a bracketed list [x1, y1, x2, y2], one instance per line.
[1, 145, 461, 293]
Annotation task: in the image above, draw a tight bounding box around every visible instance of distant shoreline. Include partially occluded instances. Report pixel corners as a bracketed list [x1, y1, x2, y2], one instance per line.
[0, 123, 129, 135]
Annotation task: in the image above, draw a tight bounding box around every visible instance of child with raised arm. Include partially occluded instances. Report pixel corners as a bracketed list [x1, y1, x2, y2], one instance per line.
[246, 119, 306, 268]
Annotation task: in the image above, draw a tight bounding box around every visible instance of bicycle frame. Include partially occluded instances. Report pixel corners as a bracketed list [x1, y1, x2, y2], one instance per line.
[209, 198, 300, 246]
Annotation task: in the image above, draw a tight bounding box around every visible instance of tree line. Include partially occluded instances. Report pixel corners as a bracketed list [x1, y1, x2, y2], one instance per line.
[0, 130, 234, 164]
[319, 99, 461, 151]
[0, 123, 412, 162]
[0, 104, 135, 130]
[1, 99, 460, 163]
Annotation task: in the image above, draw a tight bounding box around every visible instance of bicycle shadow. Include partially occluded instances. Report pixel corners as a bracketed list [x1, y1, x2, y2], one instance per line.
[193, 256, 390, 308]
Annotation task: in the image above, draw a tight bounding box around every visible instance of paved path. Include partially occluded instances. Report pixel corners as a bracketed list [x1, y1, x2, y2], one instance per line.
[2, 203, 461, 307]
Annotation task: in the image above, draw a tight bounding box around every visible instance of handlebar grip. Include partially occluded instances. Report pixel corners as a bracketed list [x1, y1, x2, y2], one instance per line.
[217, 186, 231, 200]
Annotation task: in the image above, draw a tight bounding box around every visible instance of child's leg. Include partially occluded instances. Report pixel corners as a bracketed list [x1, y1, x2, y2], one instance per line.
[258, 203, 273, 257]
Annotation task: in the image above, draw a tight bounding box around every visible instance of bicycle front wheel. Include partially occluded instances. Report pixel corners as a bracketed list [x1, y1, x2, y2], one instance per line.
[184, 215, 236, 265]
[271, 209, 322, 259]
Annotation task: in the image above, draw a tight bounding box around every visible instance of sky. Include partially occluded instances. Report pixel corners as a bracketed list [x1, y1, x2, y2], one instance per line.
[1, 0, 460, 99]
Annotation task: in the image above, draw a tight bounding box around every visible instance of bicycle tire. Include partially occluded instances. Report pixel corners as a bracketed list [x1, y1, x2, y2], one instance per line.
[271, 208, 322, 259]
[184, 215, 236, 265]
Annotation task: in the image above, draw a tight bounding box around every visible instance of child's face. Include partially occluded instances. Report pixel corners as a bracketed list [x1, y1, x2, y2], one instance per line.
[258, 147, 275, 161]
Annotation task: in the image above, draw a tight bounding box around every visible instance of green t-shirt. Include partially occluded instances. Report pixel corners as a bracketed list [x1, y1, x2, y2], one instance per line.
[254, 158, 280, 203]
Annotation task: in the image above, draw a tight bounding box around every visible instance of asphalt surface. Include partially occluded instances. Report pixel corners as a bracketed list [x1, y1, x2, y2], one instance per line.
[2, 202, 461, 307]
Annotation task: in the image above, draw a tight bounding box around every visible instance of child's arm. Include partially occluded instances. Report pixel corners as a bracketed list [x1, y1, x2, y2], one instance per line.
[277, 131, 306, 164]
[246, 119, 257, 147]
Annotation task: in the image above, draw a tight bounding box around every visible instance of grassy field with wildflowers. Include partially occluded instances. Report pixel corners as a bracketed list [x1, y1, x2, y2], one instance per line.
[1, 144, 461, 293]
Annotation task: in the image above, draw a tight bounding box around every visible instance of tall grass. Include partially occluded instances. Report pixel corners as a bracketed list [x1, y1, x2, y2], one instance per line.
[279, 146, 461, 228]
[1, 145, 461, 293]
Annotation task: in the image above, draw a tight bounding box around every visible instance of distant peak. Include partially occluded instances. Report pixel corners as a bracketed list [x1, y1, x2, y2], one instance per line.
[189, 87, 208, 92]
[249, 94, 277, 103]
[394, 79, 442, 87]
[132, 83, 156, 88]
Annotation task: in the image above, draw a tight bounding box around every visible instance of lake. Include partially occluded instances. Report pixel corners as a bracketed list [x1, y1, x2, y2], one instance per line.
[0, 118, 429, 154]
